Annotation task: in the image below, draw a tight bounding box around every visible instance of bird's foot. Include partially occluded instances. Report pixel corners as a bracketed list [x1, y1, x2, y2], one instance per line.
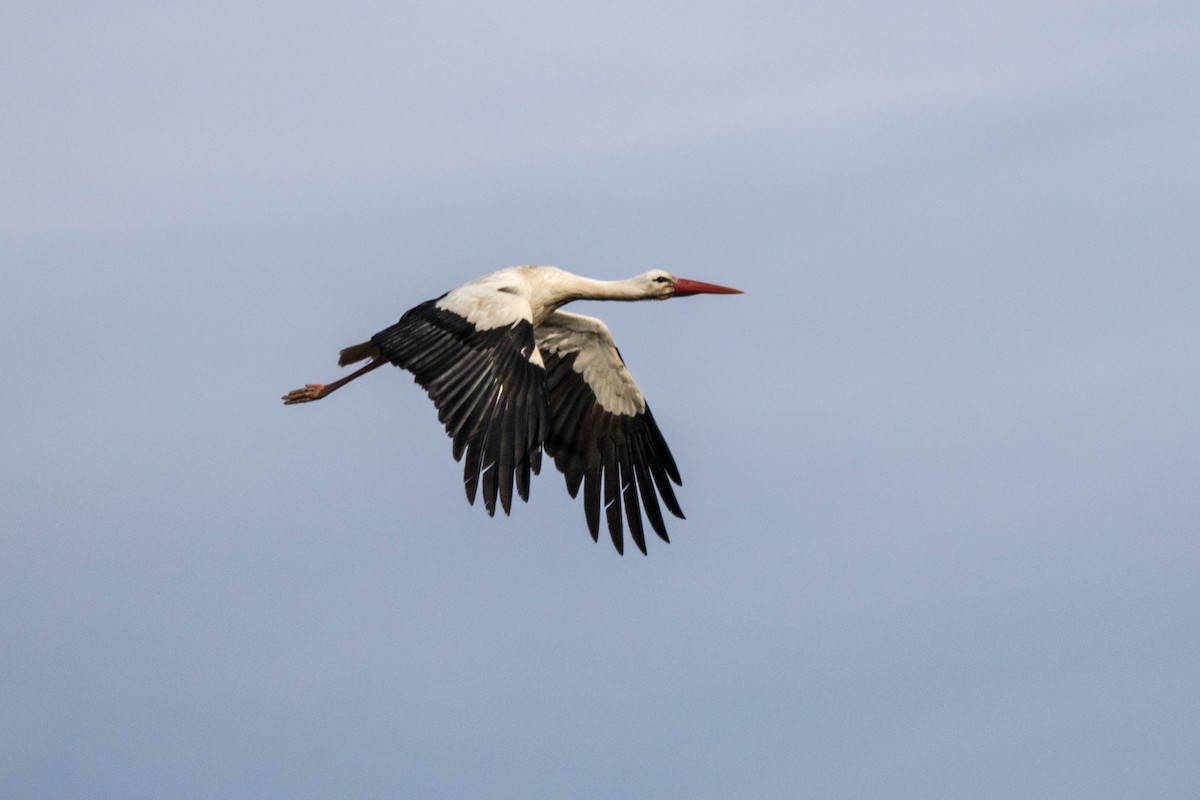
[282, 384, 327, 404]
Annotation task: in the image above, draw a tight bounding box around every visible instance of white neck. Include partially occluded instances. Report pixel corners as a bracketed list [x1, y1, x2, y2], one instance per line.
[534, 273, 648, 323]
[558, 274, 648, 302]
[518, 266, 655, 325]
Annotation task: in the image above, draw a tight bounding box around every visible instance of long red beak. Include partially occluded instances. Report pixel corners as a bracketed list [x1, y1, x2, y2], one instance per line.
[672, 278, 744, 297]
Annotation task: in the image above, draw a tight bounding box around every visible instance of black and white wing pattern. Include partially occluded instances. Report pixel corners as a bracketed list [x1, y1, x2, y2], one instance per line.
[371, 294, 550, 517]
[535, 311, 684, 555]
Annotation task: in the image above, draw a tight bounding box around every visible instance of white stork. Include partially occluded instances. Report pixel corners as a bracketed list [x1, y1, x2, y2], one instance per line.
[282, 265, 742, 554]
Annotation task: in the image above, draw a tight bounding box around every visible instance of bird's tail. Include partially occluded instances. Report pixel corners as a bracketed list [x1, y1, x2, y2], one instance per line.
[338, 341, 382, 367]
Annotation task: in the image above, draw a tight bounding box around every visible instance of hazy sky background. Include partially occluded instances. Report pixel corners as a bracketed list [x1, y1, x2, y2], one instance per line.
[3, 1, 1198, 797]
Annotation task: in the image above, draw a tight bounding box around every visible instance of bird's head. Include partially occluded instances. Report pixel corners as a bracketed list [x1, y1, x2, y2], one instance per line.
[641, 270, 744, 300]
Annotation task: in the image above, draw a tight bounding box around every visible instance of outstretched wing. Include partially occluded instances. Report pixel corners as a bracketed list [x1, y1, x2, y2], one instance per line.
[535, 311, 684, 555]
[371, 293, 550, 517]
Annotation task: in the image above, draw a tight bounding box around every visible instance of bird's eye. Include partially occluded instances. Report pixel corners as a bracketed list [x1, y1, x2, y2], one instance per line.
[652, 276, 670, 284]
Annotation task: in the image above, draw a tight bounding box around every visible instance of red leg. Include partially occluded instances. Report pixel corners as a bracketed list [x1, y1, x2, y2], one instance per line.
[282, 357, 388, 405]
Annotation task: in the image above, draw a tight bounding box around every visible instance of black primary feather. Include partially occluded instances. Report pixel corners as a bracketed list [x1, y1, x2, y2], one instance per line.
[370, 301, 549, 515]
[539, 345, 684, 555]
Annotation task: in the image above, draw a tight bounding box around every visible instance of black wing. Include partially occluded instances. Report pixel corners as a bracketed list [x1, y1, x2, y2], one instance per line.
[372, 299, 550, 516]
[535, 311, 684, 555]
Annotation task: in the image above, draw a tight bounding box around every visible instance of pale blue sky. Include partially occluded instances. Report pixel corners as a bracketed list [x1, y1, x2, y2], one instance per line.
[3, 2, 1199, 797]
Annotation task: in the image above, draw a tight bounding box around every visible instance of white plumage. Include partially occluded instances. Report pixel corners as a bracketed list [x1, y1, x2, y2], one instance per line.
[283, 265, 742, 555]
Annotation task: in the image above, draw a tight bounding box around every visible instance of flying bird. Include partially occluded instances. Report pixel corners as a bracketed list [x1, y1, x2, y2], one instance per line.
[282, 265, 742, 554]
